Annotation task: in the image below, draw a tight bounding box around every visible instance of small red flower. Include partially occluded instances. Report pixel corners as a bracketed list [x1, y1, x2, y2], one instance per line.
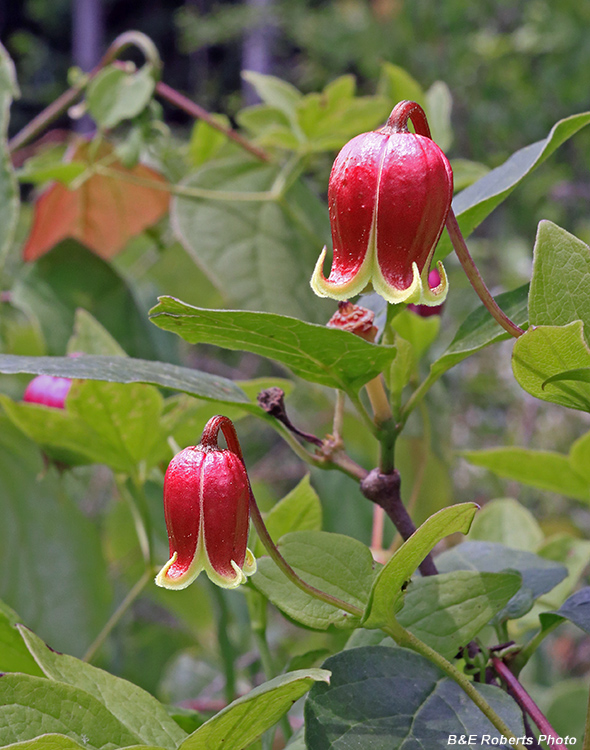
[23, 374, 72, 409]
[155, 416, 256, 590]
[311, 101, 453, 306]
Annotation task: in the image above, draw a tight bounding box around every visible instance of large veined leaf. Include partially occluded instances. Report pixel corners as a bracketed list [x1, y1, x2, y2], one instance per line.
[305, 646, 524, 749]
[170, 156, 332, 323]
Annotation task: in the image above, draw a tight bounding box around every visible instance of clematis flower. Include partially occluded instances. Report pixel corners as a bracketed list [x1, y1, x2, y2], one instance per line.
[155, 415, 256, 590]
[407, 268, 446, 318]
[311, 101, 453, 306]
[23, 374, 72, 409]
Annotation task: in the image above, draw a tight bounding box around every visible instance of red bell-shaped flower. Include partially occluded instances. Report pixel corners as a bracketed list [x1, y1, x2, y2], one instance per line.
[23, 374, 72, 409]
[311, 101, 453, 306]
[155, 415, 256, 590]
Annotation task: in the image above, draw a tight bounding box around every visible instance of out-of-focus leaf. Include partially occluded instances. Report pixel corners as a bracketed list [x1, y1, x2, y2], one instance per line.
[467, 498, 544, 552]
[529, 220, 590, 339]
[362, 503, 478, 629]
[67, 308, 127, 356]
[170, 156, 331, 322]
[0, 42, 19, 279]
[22, 141, 169, 261]
[87, 64, 155, 130]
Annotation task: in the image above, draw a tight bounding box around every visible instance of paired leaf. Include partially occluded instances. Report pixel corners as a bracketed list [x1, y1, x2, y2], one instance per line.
[179, 669, 330, 750]
[436, 541, 567, 621]
[18, 626, 186, 749]
[362, 503, 478, 629]
[304, 646, 524, 749]
[253, 531, 376, 630]
[462, 447, 590, 502]
[397, 571, 522, 659]
[149, 297, 396, 392]
[512, 321, 590, 412]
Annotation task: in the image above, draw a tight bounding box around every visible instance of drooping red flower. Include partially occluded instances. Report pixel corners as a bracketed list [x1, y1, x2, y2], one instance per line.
[311, 101, 453, 306]
[407, 268, 446, 318]
[23, 374, 72, 409]
[155, 415, 256, 590]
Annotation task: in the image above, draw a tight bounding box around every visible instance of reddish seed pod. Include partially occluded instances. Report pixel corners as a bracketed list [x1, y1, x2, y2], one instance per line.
[311, 101, 453, 306]
[155, 416, 256, 590]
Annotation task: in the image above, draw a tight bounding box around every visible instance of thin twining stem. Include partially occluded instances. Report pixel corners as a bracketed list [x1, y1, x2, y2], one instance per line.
[492, 656, 561, 742]
[446, 210, 524, 338]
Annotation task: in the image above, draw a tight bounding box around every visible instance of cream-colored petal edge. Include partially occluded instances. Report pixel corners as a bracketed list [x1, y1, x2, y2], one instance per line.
[155, 549, 206, 590]
[310, 246, 374, 301]
[372, 261, 423, 305]
[419, 261, 449, 305]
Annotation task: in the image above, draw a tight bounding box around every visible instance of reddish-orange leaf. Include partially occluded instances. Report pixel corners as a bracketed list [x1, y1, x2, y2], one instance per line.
[23, 140, 170, 262]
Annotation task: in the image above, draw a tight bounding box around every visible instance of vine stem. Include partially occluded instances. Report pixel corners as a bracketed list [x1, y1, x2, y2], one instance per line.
[82, 568, 152, 663]
[446, 210, 524, 338]
[492, 657, 561, 742]
[385, 619, 527, 748]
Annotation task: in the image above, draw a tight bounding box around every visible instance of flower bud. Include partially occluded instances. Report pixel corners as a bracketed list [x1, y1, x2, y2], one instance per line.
[326, 301, 378, 342]
[155, 415, 256, 590]
[407, 268, 446, 317]
[311, 101, 453, 306]
[23, 374, 72, 409]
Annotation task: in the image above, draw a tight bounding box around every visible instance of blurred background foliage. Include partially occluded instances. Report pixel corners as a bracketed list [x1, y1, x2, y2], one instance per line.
[2, 0, 590, 738]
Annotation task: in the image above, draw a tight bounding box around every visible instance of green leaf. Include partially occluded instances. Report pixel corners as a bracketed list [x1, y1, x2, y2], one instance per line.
[0, 42, 19, 279]
[467, 498, 545, 552]
[67, 308, 128, 356]
[254, 475, 322, 556]
[295, 75, 390, 152]
[425, 80, 453, 151]
[536, 535, 590, 609]
[11, 241, 158, 358]
[540, 587, 590, 635]
[377, 63, 425, 110]
[0, 601, 44, 676]
[428, 284, 528, 382]
[304, 646, 524, 749]
[451, 158, 490, 192]
[188, 115, 232, 167]
[241, 71, 302, 126]
[87, 65, 155, 130]
[18, 626, 187, 749]
[252, 531, 377, 630]
[0, 672, 141, 748]
[0, 736, 88, 749]
[0, 416, 111, 657]
[436, 541, 567, 621]
[170, 157, 331, 322]
[390, 308, 441, 361]
[398, 571, 522, 659]
[0, 354, 252, 407]
[461, 448, 590, 502]
[435, 111, 590, 261]
[512, 321, 590, 412]
[16, 161, 87, 186]
[179, 669, 330, 750]
[529, 221, 590, 338]
[149, 297, 396, 392]
[362, 503, 478, 629]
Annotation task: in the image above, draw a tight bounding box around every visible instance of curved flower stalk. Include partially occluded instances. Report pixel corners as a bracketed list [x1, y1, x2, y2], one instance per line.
[155, 415, 256, 590]
[311, 101, 453, 306]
